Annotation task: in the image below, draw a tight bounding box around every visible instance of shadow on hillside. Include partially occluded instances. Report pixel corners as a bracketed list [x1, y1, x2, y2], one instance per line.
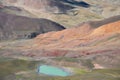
[60, 0, 90, 8]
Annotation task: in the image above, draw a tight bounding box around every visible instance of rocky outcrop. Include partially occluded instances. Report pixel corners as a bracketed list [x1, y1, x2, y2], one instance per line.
[0, 12, 65, 40]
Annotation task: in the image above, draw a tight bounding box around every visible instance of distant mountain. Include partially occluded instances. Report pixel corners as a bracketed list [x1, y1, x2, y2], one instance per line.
[0, 12, 65, 40]
[0, 5, 35, 17]
[0, 0, 120, 28]
[1, 0, 75, 13]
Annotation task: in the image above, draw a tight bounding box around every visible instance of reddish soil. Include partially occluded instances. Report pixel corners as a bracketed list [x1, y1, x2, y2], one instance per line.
[17, 19, 120, 58]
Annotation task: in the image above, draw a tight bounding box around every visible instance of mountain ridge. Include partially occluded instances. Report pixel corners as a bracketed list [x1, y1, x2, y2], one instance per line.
[0, 12, 65, 40]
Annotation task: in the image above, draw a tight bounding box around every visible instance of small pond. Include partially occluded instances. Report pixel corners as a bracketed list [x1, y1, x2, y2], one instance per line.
[38, 65, 70, 77]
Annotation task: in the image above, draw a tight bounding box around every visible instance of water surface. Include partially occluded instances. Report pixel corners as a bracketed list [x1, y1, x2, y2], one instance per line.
[38, 65, 70, 77]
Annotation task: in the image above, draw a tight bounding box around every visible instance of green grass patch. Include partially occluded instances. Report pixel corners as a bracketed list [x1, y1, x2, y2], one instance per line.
[0, 58, 43, 78]
[72, 68, 87, 74]
[52, 57, 79, 63]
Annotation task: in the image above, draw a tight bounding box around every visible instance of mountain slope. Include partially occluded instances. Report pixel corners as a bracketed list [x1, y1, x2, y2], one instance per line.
[1, 0, 120, 28]
[34, 16, 120, 49]
[17, 18, 120, 68]
[1, 0, 75, 13]
[0, 12, 65, 40]
[0, 16, 120, 69]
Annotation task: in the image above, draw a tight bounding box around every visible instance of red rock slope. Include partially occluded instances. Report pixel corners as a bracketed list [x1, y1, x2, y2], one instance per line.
[34, 20, 120, 48]
[22, 19, 120, 58]
[91, 21, 120, 35]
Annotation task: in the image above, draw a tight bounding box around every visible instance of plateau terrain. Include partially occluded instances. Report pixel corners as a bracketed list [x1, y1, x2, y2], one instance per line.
[0, 0, 120, 80]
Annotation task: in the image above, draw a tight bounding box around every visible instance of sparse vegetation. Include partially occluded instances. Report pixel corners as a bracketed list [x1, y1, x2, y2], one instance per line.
[0, 0, 120, 80]
[9, 69, 120, 80]
[52, 57, 79, 63]
[0, 58, 42, 78]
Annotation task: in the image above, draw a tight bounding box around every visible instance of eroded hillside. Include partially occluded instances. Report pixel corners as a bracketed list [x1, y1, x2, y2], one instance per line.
[0, 0, 120, 28]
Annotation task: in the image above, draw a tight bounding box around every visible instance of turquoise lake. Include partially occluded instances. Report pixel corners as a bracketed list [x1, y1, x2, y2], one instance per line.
[38, 65, 70, 77]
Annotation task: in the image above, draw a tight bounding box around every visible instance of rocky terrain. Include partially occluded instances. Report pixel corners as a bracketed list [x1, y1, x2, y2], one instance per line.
[0, 0, 120, 80]
[0, 16, 120, 80]
[0, 0, 89, 13]
[0, 16, 120, 66]
[0, 0, 120, 27]
[0, 12, 65, 40]
[21, 16, 120, 69]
